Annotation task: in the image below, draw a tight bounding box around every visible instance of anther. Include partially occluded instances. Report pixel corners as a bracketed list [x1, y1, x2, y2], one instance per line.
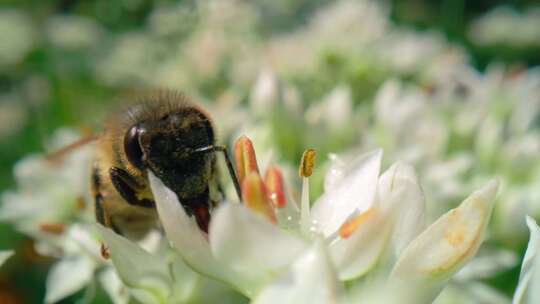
[265, 166, 286, 208]
[299, 148, 316, 177]
[339, 208, 375, 238]
[233, 135, 260, 185]
[242, 172, 276, 223]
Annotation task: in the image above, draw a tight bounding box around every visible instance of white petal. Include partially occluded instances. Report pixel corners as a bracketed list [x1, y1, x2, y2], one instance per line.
[323, 154, 346, 193]
[254, 240, 343, 304]
[98, 268, 129, 304]
[168, 253, 200, 302]
[323, 85, 353, 130]
[436, 282, 510, 304]
[187, 277, 251, 304]
[390, 180, 499, 303]
[329, 162, 425, 280]
[311, 149, 382, 237]
[330, 208, 390, 280]
[250, 69, 278, 115]
[45, 256, 95, 303]
[149, 173, 254, 296]
[378, 162, 426, 257]
[149, 173, 228, 280]
[513, 216, 540, 304]
[130, 276, 169, 304]
[0, 250, 13, 267]
[67, 224, 102, 259]
[97, 224, 169, 288]
[210, 203, 308, 274]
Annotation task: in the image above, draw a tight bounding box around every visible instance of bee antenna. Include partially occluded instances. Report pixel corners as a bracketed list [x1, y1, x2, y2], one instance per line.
[193, 145, 242, 201]
[45, 135, 99, 163]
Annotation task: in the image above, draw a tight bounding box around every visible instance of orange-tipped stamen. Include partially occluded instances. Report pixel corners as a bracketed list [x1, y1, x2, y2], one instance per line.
[234, 136, 260, 185]
[242, 172, 276, 223]
[265, 166, 286, 208]
[299, 148, 316, 177]
[39, 222, 65, 234]
[339, 208, 375, 238]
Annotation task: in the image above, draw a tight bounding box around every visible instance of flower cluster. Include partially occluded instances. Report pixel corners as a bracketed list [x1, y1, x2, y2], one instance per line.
[0, 129, 127, 303]
[469, 6, 540, 49]
[0, 129, 503, 303]
[96, 135, 498, 304]
[1, 0, 539, 303]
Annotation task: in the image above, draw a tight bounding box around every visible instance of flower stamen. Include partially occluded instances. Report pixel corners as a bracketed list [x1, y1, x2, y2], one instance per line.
[265, 166, 286, 208]
[299, 148, 316, 178]
[339, 208, 375, 238]
[234, 135, 260, 185]
[299, 148, 316, 235]
[242, 172, 277, 223]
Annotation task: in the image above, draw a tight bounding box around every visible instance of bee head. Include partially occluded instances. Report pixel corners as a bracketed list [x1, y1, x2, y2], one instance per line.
[123, 107, 215, 199]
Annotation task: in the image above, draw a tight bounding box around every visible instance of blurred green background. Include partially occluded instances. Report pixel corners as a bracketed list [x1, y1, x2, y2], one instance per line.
[0, 0, 539, 303]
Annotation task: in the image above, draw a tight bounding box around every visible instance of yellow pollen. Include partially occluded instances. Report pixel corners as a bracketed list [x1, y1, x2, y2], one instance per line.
[299, 148, 316, 177]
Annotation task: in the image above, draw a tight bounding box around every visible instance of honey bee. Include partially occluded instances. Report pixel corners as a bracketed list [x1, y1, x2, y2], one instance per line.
[78, 91, 241, 239]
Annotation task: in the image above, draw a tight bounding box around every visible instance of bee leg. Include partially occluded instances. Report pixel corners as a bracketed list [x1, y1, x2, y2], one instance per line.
[92, 163, 122, 235]
[94, 193, 122, 234]
[92, 162, 108, 226]
[94, 193, 107, 225]
[109, 167, 155, 208]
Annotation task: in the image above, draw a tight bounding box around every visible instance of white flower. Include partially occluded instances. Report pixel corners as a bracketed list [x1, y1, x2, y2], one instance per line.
[0, 129, 93, 236]
[364, 59, 540, 249]
[469, 6, 540, 48]
[98, 225, 194, 303]
[95, 32, 162, 86]
[513, 216, 540, 304]
[146, 134, 499, 303]
[0, 129, 126, 304]
[305, 85, 353, 131]
[45, 248, 96, 303]
[98, 210, 249, 304]
[148, 172, 308, 297]
[389, 180, 498, 303]
[45, 15, 105, 50]
[250, 69, 279, 116]
[254, 240, 343, 304]
[0, 9, 35, 66]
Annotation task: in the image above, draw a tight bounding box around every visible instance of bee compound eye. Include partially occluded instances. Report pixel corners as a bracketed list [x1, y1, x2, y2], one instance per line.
[124, 125, 145, 170]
